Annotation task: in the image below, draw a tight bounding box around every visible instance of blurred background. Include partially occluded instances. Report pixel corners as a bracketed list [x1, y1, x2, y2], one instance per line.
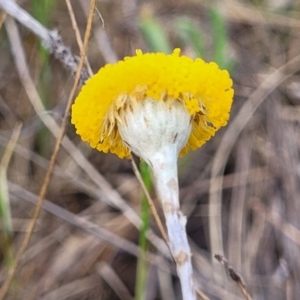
[1, 0, 300, 299]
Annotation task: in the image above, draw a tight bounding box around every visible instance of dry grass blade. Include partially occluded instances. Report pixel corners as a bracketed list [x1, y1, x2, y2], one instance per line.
[0, 0, 89, 82]
[65, 0, 93, 76]
[97, 262, 134, 300]
[0, 124, 22, 265]
[130, 157, 169, 245]
[209, 53, 300, 268]
[0, 11, 6, 29]
[41, 274, 99, 300]
[214, 254, 252, 300]
[196, 288, 210, 300]
[8, 182, 138, 258]
[222, 0, 300, 28]
[0, 124, 22, 172]
[8, 181, 171, 270]
[252, 199, 300, 247]
[0, 1, 96, 298]
[78, 0, 118, 64]
[0, 132, 169, 258]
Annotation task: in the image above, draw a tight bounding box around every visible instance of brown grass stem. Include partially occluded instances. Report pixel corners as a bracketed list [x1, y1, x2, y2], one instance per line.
[130, 158, 169, 245]
[209, 53, 300, 277]
[0, 1, 96, 298]
[65, 0, 93, 77]
[214, 254, 252, 300]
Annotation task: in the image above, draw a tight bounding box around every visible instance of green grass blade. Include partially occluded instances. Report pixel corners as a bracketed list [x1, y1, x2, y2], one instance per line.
[31, 0, 55, 157]
[135, 162, 152, 300]
[0, 125, 21, 267]
[139, 11, 171, 53]
[209, 5, 235, 72]
[175, 17, 204, 58]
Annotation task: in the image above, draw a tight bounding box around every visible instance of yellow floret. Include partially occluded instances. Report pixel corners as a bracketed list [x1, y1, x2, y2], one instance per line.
[71, 49, 234, 158]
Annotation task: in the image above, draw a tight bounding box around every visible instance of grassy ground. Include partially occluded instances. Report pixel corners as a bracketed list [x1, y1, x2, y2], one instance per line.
[1, 0, 300, 299]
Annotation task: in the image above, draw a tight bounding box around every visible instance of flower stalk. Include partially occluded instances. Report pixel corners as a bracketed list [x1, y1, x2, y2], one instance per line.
[151, 151, 196, 300]
[118, 98, 196, 299]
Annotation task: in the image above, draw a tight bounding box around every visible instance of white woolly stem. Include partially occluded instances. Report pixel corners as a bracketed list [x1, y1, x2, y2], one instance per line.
[117, 97, 195, 299]
[149, 147, 196, 300]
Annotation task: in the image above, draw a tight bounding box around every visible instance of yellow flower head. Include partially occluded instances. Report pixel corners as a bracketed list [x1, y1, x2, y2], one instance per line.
[71, 49, 234, 159]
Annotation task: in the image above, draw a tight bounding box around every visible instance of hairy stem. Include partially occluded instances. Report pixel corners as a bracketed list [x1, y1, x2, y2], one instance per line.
[149, 148, 196, 300]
